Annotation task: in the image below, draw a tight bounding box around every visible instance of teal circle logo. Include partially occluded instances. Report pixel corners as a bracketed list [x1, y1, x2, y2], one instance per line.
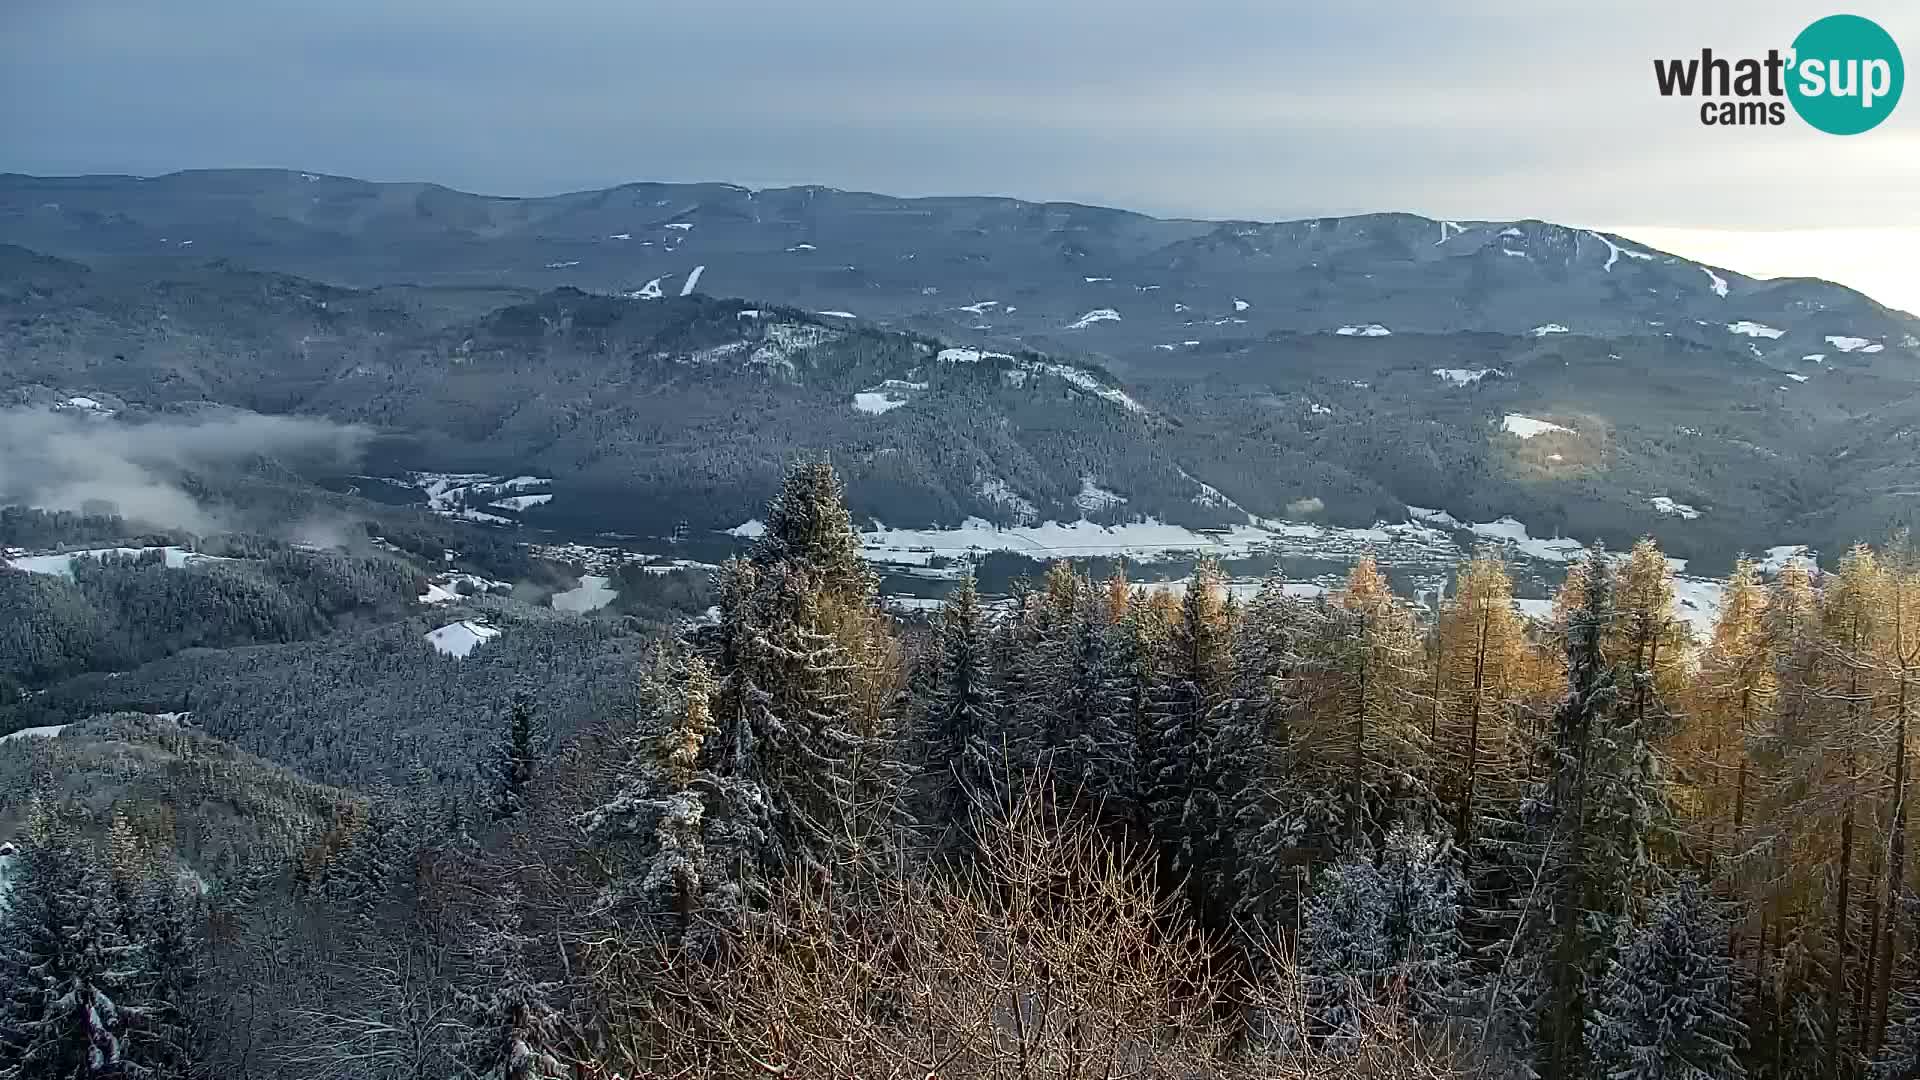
[1788, 14, 1903, 134]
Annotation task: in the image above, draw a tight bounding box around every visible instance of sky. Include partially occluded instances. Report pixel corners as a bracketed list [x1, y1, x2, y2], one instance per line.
[3, 0, 1918, 310]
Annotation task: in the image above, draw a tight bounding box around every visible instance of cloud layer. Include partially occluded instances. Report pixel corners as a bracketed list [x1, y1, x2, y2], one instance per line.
[0, 407, 370, 534]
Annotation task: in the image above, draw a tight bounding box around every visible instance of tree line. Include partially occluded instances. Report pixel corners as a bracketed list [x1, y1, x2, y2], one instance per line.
[4, 461, 1919, 1078]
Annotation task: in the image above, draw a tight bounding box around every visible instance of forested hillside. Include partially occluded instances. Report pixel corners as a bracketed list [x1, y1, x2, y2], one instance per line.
[6, 461, 1919, 1079]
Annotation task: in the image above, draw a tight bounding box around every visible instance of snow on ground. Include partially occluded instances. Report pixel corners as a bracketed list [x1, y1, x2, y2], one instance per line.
[1434, 368, 1503, 386]
[1309, 402, 1332, 415]
[664, 222, 693, 231]
[788, 242, 817, 251]
[726, 520, 766, 539]
[1029, 362, 1147, 414]
[1586, 231, 1654, 272]
[1066, 308, 1121, 330]
[1785, 373, 1809, 383]
[56, 395, 117, 417]
[1757, 545, 1814, 574]
[1337, 324, 1392, 336]
[1084, 276, 1112, 283]
[6, 546, 212, 578]
[977, 477, 1038, 523]
[1727, 321, 1785, 339]
[1650, 496, 1701, 520]
[1074, 477, 1128, 513]
[1468, 517, 1586, 562]
[1406, 506, 1464, 529]
[858, 514, 1458, 572]
[545, 260, 580, 269]
[817, 310, 857, 318]
[609, 233, 631, 240]
[1702, 267, 1729, 297]
[1513, 598, 1557, 622]
[1671, 577, 1727, 643]
[1826, 335, 1884, 353]
[957, 300, 999, 315]
[1530, 324, 1569, 336]
[1179, 467, 1246, 514]
[1803, 354, 1827, 363]
[679, 265, 706, 296]
[1501, 414, 1572, 438]
[1499, 227, 1524, 238]
[0, 725, 68, 744]
[551, 575, 619, 613]
[1233, 298, 1250, 312]
[628, 278, 665, 300]
[1438, 220, 1465, 244]
[420, 572, 513, 605]
[489, 494, 554, 511]
[852, 391, 909, 415]
[426, 620, 501, 658]
[937, 347, 1013, 364]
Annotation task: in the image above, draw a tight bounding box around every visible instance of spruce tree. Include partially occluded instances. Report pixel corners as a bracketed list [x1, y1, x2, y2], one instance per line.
[1300, 843, 1390, 1049]
[0, 811, 141, 1078]
[1376, 824, 1469, 1026]
[1141, 558, 1234, 928]
[489, 695, 543, 823]
[919, 573, 1005, 853]
[1587, 877, 1747, 1080]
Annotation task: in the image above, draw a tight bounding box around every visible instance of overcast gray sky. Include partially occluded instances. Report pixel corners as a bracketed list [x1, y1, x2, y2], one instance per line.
[4, 0, 1918, 302]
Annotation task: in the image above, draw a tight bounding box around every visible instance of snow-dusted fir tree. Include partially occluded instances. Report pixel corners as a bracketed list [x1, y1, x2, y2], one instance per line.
[1227, 578, 1316, 934]
[1142, 558, 1234, 927]
[1376, 824, 1469, 1026]
[1059, 574, 1133, 813]
[703, 460, 907, 894]
[453, 898, 571, 1080]
[918, 572, 1005, 853]
[488, 695, 544, 822]
[0, 809, 142, 1077]
[1587, 877, 1746, 1080]
[1299, 844, 1390, 1049]
[580, 651, 742, 925]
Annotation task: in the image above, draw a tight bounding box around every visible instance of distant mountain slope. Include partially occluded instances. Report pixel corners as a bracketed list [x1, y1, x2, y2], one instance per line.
[3, 170, 1915, 375]
[4, 171, 1920, 569]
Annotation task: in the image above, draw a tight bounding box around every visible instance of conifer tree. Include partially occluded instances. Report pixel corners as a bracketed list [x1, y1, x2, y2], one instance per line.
[489, 695, 543, 823]
[0, 810, 141, 1078]
[1300, 843, 1389, 1048]
[1588, 877, 1747, 1080]
[1376, 824, 1470, 1025]
[919, 573, 1006, 852]
[1142, 558, 1234, 926]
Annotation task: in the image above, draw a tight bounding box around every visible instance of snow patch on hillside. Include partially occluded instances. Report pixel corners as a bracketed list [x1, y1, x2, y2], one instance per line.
[1727, 321, 1784, 339]
[1075, 477, 1128, 513]
[6, 546, 215, 578]
[552, 576, 618, 613]
[1826, 335, 1883, 353]
[1066, 308, 1121, 330]
[0, 725, 68, 744]
[628, 278, 665, 300]
[1406, 506, 1463, 529]
[1530, 324, 1569, 337]
[853, 392, 909, 415]
[679, 265, 705, 296]
[1434, 368, 1503, 386]
[1233, 298, 1250, 312]
[1501, 414, 1572, 439]
[1702, 267, 1729, 298]
[1650, 496, 1700, 519]
[967, 479, 1031, 524]
[726, 520, 766, 539]
[426, 620, 500, 658]
[1468, 517, 1586, 562]
[1336, 324, 1392, 337]
[489, 494, 553, 511]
